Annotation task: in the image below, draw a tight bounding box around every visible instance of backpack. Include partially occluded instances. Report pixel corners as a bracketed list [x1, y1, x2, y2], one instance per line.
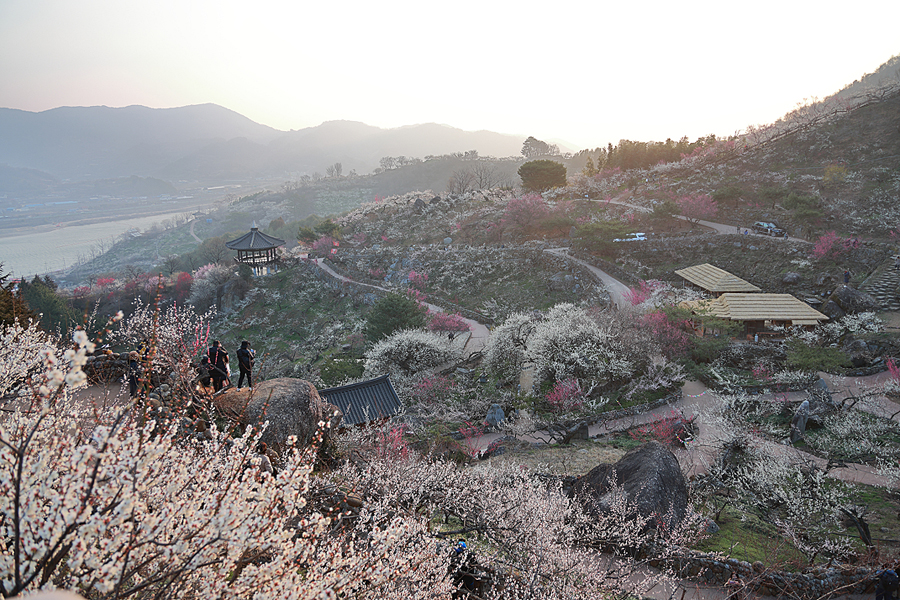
[881, 570, 899, 592]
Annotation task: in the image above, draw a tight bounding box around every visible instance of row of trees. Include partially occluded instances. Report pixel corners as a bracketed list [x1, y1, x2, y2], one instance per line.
[576, 135, 719, 174]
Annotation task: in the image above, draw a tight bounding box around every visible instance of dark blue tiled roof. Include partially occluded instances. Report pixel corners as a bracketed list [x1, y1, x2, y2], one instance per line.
[319, 375, 402, 427]
[225, 227, 285, 251]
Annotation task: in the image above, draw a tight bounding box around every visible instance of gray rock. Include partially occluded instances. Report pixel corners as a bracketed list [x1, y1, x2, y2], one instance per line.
[443, 237, 453, 245]
[783, 272, 802, 285]
[570, 441, 689, 529]
[240, 378, 342, 453]
[485, 404, 505, 428]
[828, 284, 880, 314]
[820, 300, 845, 320]
[705, 518, 720, 534]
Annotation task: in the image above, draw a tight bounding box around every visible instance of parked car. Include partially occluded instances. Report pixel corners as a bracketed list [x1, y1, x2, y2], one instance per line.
[751, 221, 785, 236]
[613, 232, 648, 242]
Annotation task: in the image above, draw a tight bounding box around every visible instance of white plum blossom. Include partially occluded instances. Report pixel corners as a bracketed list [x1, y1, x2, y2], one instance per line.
[526, 304, 635, 391]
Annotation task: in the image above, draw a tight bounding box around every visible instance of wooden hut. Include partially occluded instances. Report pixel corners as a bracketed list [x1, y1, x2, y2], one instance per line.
[225, 223, 285, 275]
[681, 293, 828, 339]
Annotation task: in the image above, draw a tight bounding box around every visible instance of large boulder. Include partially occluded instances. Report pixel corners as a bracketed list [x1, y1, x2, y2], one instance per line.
[569, 441, 688, 529]
[225, 378, 342, 453]
[820, 300, 845, 320]
[827, 284, 880, 314]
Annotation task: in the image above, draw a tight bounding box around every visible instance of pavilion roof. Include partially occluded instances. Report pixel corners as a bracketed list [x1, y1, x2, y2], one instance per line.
[225, 226, 285, 251]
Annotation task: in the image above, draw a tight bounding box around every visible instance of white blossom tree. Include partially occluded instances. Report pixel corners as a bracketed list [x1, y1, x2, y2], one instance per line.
[481, 312, 534, 383]
[526, 304, 635, 393]
[364, 329, 460, 378]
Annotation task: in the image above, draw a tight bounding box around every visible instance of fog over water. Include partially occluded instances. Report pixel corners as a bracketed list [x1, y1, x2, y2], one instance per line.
[0, 210, 193, 279]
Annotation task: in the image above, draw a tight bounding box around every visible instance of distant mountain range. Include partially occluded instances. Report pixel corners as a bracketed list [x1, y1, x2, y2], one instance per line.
[0, 104, 529, 187]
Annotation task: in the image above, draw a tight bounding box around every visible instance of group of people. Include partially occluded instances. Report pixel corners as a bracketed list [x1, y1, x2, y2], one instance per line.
[200, 339, 255, 392]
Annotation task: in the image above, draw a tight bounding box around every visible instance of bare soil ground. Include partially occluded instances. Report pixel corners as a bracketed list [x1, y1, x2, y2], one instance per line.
[485, 438, 627, 476]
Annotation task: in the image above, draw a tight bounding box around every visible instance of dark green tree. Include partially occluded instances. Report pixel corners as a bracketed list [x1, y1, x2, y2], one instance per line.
[364, 293, 427, 342]
[0, 264, 36, 328]
[518, 160, 567, 193]
[314, 219, 341, 239]
[19, 275, 78, 334]
[297, 226, 318, 245]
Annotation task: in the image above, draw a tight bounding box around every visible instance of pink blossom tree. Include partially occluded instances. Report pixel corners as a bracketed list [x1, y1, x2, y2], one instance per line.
[426, 311, 471, 333]
[500, 194, 549, 237]
[812, 230, 845, 260]
[677, 193, 718, 225]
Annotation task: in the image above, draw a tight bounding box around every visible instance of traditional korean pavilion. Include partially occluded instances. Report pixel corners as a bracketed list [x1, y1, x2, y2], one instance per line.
[225, 223, 285, 275]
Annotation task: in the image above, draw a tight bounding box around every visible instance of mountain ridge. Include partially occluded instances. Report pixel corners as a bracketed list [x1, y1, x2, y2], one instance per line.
[0, 105, 529, 184]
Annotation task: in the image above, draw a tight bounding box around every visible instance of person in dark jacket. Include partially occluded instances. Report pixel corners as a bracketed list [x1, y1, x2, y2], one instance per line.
[877, 568, 899, 600]
[236, 340, 255, 389]
[207, 340, 229, 392]
[127, 351, 142, 398]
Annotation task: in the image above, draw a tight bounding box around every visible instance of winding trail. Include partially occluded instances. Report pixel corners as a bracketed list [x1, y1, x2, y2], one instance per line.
[189, 218, 202, 243]
[544, 247, 632, 308]
[601, 197, 809, 242]
[311, 258, 490, 356]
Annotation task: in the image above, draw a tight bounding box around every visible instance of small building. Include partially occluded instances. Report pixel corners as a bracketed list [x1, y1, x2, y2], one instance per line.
[319, 375, 402, 428]
[675, 263, 760, 296]
[681, 293, 828, 339]
[225, 223, 285, 276]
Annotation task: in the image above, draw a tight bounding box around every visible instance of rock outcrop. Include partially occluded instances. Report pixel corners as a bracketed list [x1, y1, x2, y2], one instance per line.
[569, 440, 689, 529]
[827, 284, 880, 314]
[216, 378, 342, 453]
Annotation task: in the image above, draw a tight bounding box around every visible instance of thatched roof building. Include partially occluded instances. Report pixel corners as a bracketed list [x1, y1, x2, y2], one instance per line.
[675, 263, 760, 295]
[681, 293, 828, 338]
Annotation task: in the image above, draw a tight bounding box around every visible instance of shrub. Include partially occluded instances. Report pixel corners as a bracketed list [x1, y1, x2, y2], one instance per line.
[784, 338, 850, 372]
[364, 292, 427, 342]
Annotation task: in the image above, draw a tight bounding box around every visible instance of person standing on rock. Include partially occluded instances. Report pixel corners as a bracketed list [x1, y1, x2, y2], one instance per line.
[236, 340, 255, 389]
[207, 340, 229, 392]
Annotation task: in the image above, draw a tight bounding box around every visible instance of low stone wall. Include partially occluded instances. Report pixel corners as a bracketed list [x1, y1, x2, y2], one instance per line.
[83, 352, 130, 384]
[649, 550, 875, 599]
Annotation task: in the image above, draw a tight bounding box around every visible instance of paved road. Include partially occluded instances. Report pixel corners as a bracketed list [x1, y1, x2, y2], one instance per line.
[311, 258, 490, 355]
[189, 218, 202, 243]
[601, 197, 809, 243]
[544, 247, 632, 308]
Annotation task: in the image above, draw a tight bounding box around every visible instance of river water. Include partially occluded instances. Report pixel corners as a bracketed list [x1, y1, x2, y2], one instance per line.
[0, 210, 194, 279]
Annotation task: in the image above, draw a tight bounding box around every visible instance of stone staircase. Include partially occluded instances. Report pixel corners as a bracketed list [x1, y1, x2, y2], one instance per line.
[859, 258, 900, 311]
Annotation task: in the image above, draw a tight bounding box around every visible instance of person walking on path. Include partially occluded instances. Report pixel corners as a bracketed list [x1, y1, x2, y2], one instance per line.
[843, 269, 852, 284]
[236, 340, 255, 389]
[207, 340, 229, 392]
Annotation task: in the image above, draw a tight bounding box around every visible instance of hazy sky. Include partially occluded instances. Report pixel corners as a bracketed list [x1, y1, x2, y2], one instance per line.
[1, 0, 897, 151]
